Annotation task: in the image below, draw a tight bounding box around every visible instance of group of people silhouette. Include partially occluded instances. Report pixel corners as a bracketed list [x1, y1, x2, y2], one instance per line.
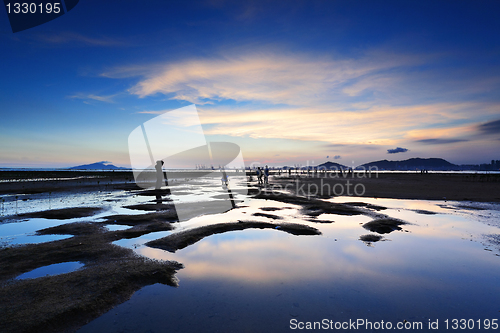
[256, 166, 269, 185]
[155, 160, 273, 190]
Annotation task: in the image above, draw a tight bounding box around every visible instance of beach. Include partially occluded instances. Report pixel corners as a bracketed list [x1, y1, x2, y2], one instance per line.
[272, 172, 500, 202]
[2, 170, 499, 201]
[1, 171, 499, 332]
[3, 1, 500, 331]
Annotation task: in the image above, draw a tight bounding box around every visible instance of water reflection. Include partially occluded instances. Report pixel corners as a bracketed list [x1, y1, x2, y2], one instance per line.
[115, 197, 500, 285]
[3, 175, 500, 332]
[0, 218, 74, 246]
[104, 224, 131, 231]
[16, 261, 84, 280]
[78, 194, 500, 332]
[0, 176, 241, 247]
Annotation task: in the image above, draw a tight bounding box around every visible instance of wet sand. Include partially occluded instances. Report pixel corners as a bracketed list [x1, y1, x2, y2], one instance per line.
[0, 171, 499, 332]
[0, 170, 242, 195]
[2, 170, 499, 201]
[0, 207, 180, 333]
[146, 220, 321, 253]
[271, 172, 500, 202]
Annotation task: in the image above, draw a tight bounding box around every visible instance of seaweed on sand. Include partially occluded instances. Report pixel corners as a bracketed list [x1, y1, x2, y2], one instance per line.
[362, 218, 407, 234]
[0, 216, 181, 333]
[123, 203, 175, 211]
[343, 202, 387, 211]
[260, 207, 283, 211]
[38, 220, 174, 240]
[102, 211, 179, 225]
[359, 234, 385, 245]
[252, 212, 283, 219]
[123, 200, 238, 222]
[146, 221, 321, 253]
[253, 191, 362, 216]
[413, 209, 438, 215]
[0, 257, 181, 333]
[16, 207, 105, 220]
[483, 234, 500, 255]
[134, 188, 171, 196]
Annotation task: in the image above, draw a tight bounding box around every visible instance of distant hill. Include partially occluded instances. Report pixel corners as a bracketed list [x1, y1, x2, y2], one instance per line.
[358, 158, 459, 171]
[317, 161, 349, 170]
[69, 161, 129, 170]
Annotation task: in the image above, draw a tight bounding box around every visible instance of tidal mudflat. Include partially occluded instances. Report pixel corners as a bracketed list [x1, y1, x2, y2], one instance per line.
[1, 171, 499, 332]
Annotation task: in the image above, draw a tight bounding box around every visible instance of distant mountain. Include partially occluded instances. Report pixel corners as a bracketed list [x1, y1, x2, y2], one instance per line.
[358, 158, 459, 171]
[317, 161, 349, 170]
[69, 161, 129, 170]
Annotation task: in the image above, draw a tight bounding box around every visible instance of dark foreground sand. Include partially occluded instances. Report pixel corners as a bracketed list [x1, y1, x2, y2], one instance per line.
[0, 207, 181, 333]
[0, 171, 499, 332]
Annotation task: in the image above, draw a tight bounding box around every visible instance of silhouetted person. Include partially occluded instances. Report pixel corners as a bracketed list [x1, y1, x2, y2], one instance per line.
[257, 167, 263, 185]
[221, 167, 228, 186]
[155, 160, 164, 190]
[264, 165, 269, 184]
[154, 160, 166, 203]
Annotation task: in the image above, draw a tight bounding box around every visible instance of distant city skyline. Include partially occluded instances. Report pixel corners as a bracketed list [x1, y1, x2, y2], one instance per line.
[1, 1, 499, 168]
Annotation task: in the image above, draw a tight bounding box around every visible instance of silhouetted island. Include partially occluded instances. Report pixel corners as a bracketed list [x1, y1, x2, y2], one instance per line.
[69, 161, 129, 170]
[358, 158, 457, 171]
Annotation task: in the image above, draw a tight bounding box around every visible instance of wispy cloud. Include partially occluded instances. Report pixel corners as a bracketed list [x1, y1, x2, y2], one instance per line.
[120, 50, 424, 106]
[36, 32, 127, 47]
[101, 65, 159, 79]
[406, 120, 482, 142]
[106, 49, 500, 158]
[69, 93, 118, 103]
[197, 102, 495, 146]
[477, 119, 500, 135]
[416, 138, 468, 145]
[137, 110, 165, 115]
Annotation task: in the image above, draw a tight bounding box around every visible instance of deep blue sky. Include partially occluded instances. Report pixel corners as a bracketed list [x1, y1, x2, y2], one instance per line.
[1, 0, 499, 167]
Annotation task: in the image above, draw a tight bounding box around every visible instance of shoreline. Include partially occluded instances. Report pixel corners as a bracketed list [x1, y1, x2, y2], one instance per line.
[268, 173, 500, 202]
[1, 171, 500, 202]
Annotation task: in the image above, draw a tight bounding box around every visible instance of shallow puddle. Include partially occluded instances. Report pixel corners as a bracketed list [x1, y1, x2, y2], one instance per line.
[16, 261, 84, 280]
[104, 224, 131, 231]
[3, 175, 500, 332]
[79, 194, 500, 333]
[1, 176, 249, 248]
[0, 218, 74, 246]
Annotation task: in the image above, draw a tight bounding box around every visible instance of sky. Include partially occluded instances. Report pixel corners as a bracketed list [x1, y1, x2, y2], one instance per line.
[1, 0, 499, 168]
